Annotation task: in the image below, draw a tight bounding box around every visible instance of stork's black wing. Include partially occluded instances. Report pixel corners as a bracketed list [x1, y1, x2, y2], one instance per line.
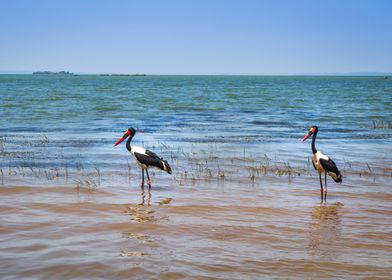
[145, 149, 162, 160]
[319, 158, 342, 183]
[319, 158, 339, 173]
[134, 150, 165, 170]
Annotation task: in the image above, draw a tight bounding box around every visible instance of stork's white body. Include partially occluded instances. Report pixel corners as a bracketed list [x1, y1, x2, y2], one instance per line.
[312, 151, 329, 174]
[130, 146, 148, 169]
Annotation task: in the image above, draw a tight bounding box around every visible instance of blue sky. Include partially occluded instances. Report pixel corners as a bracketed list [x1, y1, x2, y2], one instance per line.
[1, 0, 391, 74]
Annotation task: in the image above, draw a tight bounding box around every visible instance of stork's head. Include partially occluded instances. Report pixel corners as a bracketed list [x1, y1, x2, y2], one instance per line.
[114, 127, 136, 146]
[302, 126, 318, 142]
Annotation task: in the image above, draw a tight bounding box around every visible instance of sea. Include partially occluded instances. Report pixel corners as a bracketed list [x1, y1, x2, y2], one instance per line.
[0, 75, 391, 279]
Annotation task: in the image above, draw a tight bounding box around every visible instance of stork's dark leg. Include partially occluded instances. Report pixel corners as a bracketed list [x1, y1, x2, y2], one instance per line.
[319, 174, 323, 202]
[146, 169, 151, 190]
[141, 169, 145, 189]
[324, 172, 328, 202]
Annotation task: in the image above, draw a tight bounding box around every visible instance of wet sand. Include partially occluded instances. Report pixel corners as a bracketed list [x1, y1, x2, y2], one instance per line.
[1, 174, 391, 279]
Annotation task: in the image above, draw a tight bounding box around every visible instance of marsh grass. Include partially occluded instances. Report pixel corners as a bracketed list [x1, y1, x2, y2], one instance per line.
[1, 136, 390, 188]
[372, 120, 392, 129]
[148, 142, 392, 184]
[75, 177, 98, 190]
[169, 144, 308, 184]
[0, 135, 106, 188]
[0, 137, 6, 156]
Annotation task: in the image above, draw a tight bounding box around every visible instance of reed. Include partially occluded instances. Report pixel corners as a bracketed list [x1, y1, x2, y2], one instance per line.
[1, 134, 390, 187]
[126, 159, 132, 182]
[0, 137, 6, 156]
[372, 120, 392, 129]
[95, 167, 101, 186]
[217, 164, 225, 179]
[75, 177, 98, 190]
[248, 166, 256, 182]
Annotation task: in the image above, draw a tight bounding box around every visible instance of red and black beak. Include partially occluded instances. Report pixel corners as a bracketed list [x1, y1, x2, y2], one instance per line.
[302, 128, 315, 142]
[114, 130, 131, 147]
[302, 133, 311, 142]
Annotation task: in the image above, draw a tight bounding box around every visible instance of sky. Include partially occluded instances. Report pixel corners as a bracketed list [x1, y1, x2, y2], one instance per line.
[0, 0, 391, 75]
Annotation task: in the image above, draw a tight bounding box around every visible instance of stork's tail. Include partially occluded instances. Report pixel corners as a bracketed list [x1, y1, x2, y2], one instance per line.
[162, 160, 172, 175]
[330, 171, 342, 183]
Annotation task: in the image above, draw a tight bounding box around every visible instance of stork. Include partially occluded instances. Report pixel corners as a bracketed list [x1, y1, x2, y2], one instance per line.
[302, 126, 342, 202]
[114, 128, 172, 190]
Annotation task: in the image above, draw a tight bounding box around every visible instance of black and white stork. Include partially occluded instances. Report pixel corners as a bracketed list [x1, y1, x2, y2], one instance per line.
[302, 126, 342, 203]
[114, 128, 172, 190]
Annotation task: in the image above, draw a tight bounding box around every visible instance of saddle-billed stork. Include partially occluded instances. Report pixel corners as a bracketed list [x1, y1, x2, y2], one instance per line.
[302, 126, 342, 202]
[114, 128, 172, 190]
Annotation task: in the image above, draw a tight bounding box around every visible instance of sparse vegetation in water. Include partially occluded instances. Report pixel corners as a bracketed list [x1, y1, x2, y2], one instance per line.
[217, 164, 225, 179]
[0, 135, 390, 188]
[95, 167, 101, 185]
[372, 120, 392, 129]
[74, 177, 98, 190]
[0, 137, 6, 155]
[343, 158, 352, 169]
[248, 166, 256, 182]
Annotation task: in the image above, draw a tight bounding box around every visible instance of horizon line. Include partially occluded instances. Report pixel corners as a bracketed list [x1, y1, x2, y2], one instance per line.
[0, 72, 391, 77]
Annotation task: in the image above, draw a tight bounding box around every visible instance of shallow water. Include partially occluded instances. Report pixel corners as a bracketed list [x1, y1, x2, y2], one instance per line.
[0, 75, 392, 279]
[1, 177, 391, 279]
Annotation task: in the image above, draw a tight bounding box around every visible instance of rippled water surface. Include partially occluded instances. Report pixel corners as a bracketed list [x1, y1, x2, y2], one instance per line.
[1, 75, 391, 279]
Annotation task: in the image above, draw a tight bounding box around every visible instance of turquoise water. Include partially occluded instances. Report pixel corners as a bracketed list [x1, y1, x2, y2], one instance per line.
[1, 75, 391, 182]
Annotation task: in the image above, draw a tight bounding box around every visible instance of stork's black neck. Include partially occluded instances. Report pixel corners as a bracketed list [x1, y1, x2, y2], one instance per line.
[311, 130, 318, 154]
[126, 135, 133, 152]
